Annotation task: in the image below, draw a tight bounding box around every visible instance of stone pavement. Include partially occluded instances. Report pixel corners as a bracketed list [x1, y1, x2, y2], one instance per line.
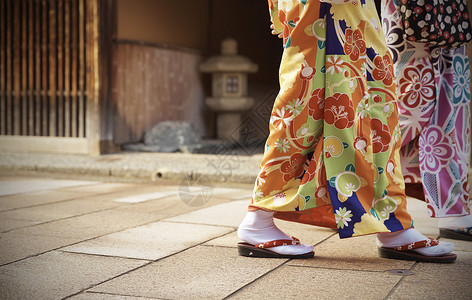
[0, 151, 263, 185]
[0, 172, 471, 299]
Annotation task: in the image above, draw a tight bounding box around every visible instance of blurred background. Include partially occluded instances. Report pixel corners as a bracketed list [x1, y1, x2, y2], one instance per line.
[0, 0, 283, 155]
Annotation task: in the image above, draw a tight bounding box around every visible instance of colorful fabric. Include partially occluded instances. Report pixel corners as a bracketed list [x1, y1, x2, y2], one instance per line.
[398, 0, 472, 48]
[382, 0, 472, 218]
[251, 0, 413, 238]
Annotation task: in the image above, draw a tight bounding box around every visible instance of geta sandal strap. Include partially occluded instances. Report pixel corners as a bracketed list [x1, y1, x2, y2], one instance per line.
[394, 238, 439, 251]
[255, 236, 301, 249]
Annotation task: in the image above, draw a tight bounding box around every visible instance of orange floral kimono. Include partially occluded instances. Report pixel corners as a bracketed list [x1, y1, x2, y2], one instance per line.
[250, 0, 413, 238]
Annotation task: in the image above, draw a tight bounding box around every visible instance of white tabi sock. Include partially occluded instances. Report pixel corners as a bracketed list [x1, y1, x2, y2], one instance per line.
[237, 209, 314, 255]
[438, 214, 472, 230]
[377, 228, 454, 256]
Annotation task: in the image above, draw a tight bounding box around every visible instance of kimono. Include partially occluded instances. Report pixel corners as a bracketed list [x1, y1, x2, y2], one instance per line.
[250, 0, 413, 238]
[382, 0, 472, 218]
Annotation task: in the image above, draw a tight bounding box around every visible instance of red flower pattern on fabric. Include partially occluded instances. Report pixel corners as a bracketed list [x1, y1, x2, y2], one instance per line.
[299, 66, 316, 80]
[372, 55, 394, 86]
[324, 93, 355, 129]
[281, 153, 306, 182]
[398, 64, 435, 109]
[308, 88, 325, 120]
[344, 28, 366, 61]
[371, 118, 391, 153]
[354, 136, 368, 150]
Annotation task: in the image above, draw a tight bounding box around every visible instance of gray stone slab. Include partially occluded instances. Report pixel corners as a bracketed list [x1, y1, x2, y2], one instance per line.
[0, 181, 178, 214]
[164, 200, 249, 227]
[203, 231, 240, 248]
[6, 189, 235, 241]
[0, 218, 38, 233]
[108, 195, 199, 217]
[0, 251, 147, 300]
[107, 190, 234, 223]
[0, 186, 190, 233]
[0, 190, 87, 212]
[0, 178, 99, 196]
[114, 190, 178, 203]
[388, 251, 472, 300]
[8, 208, 168, 240]
[0, 197, 124, 225]
[67, 184, 179, 202]
[229, 265, 402, 299]
[62, 221, 234, 260]
[59, 182, 156, 195]
[0, 233, 79, 265]
[289, 234, 415, 271]
[90, 246, 287, 299]
[69, 292, 148, 300]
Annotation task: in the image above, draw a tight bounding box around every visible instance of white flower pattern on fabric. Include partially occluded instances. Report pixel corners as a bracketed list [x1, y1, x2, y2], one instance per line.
[270, 107, 293, 130]
[419, 125, 455, 173]
[275, 138, 291, 153]
[326, 55, 344, 75]
[335, 207, 353, 229]
[453, 55, 471, 105]
[286, 98, 304, 116]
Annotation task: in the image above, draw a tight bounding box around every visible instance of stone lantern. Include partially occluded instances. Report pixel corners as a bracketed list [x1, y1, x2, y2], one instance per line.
[200, 38, 258, 141]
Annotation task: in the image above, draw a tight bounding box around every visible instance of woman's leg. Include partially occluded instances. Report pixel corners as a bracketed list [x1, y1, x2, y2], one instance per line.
[239, 0, 455, 259]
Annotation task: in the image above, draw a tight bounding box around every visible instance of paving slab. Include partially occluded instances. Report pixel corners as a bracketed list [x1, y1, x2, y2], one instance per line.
[0, 232, 79, 266]
[7, 207, 168, 240]
[0, 187, 192, 234]
[6, 188, 234, 240]
[62, 221, 234, 260]
[164, 200, 249, 227]
[203, 231, 241, 248]
[228, 264, 403, 299]
[58, 181, 158, 195]
[0, 190, 89, 212]
[288, 234, 415, 271]
[89, 245, 287, 299]
[0, 218, 39, 233]
[107, 195, 201, 217]
[0, 178, 99, 196]
[69, 292, 151, 300]
[388, 251, 472, 300]
[113, 190, 178, 203]
[0, 197, 124, 228]
[0, 251, 147, 300]
[0, 179, 179, 212]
